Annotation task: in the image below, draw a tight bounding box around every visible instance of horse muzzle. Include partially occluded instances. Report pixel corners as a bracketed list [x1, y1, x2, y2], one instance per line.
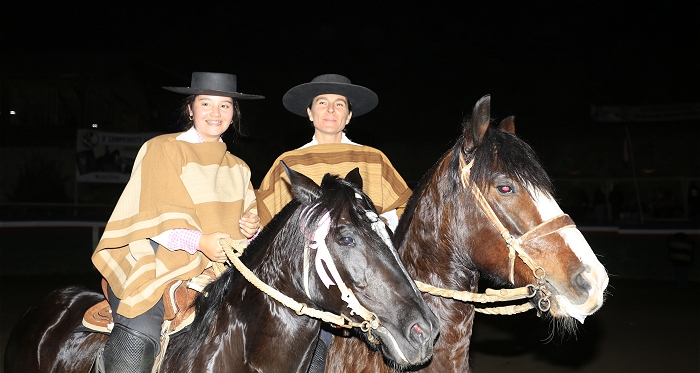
[549, 263, 609, 323]
[372, 310, 438, 368]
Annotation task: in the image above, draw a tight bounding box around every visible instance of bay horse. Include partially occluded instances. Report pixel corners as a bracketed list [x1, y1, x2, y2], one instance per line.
[326, 95, 609, 372]
[4, 164, 439, 372]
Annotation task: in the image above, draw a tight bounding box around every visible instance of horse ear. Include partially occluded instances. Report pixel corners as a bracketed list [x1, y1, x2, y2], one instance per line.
[344, 168, 363, 190]
[498, 115, 516, 134]
[464, 95, 491, 149]
[281, 160, 321, 205]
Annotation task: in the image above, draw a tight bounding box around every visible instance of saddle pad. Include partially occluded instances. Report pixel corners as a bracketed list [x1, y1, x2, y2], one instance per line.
[82, 300, 113, 333]
[82, 268, 217, 335]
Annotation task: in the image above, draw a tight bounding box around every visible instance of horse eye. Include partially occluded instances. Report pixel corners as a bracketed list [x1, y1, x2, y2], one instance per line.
[497, 185, 514, 194]
[338, 237, 355, 246]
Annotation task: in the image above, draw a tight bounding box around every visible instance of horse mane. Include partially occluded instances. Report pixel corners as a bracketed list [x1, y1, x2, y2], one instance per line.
[167, 173, 376, 365]
[394, 147, 451, 241]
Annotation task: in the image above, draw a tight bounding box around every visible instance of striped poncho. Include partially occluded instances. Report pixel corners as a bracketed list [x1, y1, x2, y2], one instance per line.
[256, 143, 411, 226]
[92, 133, 257, 318]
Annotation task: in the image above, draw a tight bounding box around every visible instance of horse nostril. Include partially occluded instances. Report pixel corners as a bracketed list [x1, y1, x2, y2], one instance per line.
[410, 323, 424, 341]
[574, 270, 592, 293]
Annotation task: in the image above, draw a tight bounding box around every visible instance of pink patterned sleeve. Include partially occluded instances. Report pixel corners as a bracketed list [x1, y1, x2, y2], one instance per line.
[157, 228, 202, 254]
[248, 228, 260, 242]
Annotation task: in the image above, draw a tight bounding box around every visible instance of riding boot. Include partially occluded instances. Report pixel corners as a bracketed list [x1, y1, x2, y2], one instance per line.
[307, 328, 333, 373]
[100, 323, 159, 373]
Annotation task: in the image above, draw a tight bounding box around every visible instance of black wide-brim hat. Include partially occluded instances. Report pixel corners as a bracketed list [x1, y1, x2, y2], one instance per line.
[163, 72, 264, 99]
[283, 74, 378, 117]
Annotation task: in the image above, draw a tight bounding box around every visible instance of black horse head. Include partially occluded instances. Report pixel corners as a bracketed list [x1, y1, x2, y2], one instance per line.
[173, 163, 439, 371]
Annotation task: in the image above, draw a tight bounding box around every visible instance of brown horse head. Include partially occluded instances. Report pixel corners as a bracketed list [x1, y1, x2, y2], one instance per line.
[449, 94, 608, 322]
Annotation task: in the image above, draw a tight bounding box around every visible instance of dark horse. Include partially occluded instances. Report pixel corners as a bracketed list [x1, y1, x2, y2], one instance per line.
[326, 95, 609, 372]
[4, 165, 439, 372]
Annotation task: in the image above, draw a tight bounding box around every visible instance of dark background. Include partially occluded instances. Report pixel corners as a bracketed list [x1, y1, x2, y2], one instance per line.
[2, 1, 699, 187]
[1, 2, 699, 372]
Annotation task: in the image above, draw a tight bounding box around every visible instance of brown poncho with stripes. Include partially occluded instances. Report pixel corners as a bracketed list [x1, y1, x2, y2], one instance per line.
[256, 143, 411, 225]
[92, 133, 257, 318]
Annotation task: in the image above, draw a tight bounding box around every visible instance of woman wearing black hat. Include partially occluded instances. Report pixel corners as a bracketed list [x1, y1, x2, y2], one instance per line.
[92, 72, 263, 372]
[256, 74, 411, 231]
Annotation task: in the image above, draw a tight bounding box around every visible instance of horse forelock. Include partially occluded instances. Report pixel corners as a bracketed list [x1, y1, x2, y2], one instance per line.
[320, 174, 379, 227]
[468, 126, 555, 198]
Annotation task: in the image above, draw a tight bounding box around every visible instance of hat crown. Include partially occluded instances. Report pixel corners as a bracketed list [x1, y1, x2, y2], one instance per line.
[311, 74, 352, 85]
[162, 71, 264, 99]
[191, 72, 238, 92]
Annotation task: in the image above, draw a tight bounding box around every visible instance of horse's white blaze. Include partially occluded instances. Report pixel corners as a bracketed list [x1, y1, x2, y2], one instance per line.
[532, 190, 609, 323]
[531, 189, 564, 220]
[558, 228, 609, 322]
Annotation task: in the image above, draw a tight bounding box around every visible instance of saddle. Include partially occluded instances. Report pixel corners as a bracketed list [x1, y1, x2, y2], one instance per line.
[82, 267, 217, 336]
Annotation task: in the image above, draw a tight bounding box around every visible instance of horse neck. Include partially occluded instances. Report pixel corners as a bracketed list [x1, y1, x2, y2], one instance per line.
[397, 151, 481, 291]
[240, 228, 310, 305]
[228, 228, 322, 356]
[395, 151, 479, 372]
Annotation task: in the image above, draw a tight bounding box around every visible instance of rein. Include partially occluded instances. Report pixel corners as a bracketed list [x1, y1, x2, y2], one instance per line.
[216, 219, 382, 342]
[415, 154, 575, 316]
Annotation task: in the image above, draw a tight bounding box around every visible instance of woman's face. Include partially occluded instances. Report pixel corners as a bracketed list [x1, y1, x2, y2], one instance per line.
[188, 95, 234, 142]
[306, 94, 353, 138]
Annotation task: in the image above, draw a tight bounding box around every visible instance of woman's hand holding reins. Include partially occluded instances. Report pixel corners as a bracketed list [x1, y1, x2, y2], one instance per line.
[199, 232, 231, 262]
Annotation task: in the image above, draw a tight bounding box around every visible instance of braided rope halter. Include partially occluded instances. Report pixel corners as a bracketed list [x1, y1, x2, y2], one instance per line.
[414, 153, 576, 316]
[218, 205, 395, 348]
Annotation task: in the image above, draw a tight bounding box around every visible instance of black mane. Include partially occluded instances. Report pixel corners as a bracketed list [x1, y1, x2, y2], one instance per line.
[466, 122, 554, 197]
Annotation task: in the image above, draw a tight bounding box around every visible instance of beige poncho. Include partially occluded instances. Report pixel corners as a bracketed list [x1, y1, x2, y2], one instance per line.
[256, 143, 411, 225]
[92, 133, 257, 318]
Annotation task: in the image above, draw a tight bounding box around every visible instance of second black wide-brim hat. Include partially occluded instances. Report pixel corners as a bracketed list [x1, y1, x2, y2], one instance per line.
[282, 74, 378, 117]
[163, 72, 264, 99]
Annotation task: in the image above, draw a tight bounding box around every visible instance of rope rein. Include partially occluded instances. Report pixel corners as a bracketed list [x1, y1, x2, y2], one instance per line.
[210, 153, 571, 320]
[215, 236, 381, 342]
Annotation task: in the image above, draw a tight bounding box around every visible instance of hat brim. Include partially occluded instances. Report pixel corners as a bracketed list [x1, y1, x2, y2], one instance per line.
[163, 87, 264, 100]
[282, 82, 378, 117]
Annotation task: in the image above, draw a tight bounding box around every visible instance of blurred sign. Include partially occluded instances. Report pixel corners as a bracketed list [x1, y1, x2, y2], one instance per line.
[76, 130, 160, 183]
[591, 103, 700, 122]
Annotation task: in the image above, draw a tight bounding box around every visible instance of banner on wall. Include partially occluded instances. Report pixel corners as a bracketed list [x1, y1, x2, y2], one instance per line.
[75, 130, 160, 183]
[591, 103, 700, 122]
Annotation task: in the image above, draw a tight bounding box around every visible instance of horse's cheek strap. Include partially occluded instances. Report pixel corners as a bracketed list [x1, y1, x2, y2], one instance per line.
[307, 212, 376, 323]
[311, 213, 336, 289]
[304, 244, 312, 299]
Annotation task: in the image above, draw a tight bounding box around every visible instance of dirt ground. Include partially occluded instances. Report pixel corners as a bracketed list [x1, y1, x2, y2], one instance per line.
[1, 274, 698, 373]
